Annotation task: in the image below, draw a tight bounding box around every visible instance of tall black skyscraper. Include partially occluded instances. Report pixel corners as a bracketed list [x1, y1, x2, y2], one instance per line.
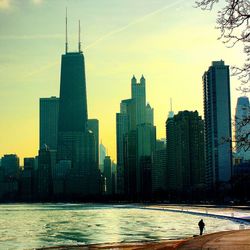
[57, 16, 87, 165]
[57, 17, 99, 196]
[203, 61, 232, 188]
[166, 111, 205, 193]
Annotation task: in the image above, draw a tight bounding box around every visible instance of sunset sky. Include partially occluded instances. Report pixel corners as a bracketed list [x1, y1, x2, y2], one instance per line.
[0, 0, 246, 163]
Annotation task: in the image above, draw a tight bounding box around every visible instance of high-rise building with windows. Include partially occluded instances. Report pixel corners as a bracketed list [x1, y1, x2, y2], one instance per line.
[57, 19, 99, 196]
[116, 111, 128, 194]
[124, 130, 137, 195]
[103, 156, 112, 194]
[37, 145, 52, 200]
[145, 103, 154, 125]
[117, 75, 156, 197]
[166, 111, 205, 192]
[99, 142, 106, 173]
[88, 119, 99, 166]
[131, 75, 146, 125]
[0, 154, 19, 199]
[235, 96, 250, 161]
[116, 98, 136, 195]
[203, 60, 232, 187]
[1, 154, 19, 178]
[137, 123, 156, 195]
[57, 49, 88, 167]
[152, 140, 166, 193]
[39, 97, 59, 150]
[20, 157, 35, 201]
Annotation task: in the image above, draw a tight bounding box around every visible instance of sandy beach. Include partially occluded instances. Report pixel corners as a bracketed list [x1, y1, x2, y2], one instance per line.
[38, 229, 250, 249]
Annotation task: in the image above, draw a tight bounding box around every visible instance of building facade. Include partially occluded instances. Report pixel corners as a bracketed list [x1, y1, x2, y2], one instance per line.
[203, 60, 232, 188]
[103, 156, 112, 194]
[131, 75, 146, 126]
[99, 143, 106, 173]
[117, 75, 156, 197]
[1, 154, 19, 178]
[88, 119, 99, 167]
[56, 27, 99, 197]
[166, 111, 205, 193]
[39, 96, 59, 150]
[116, 112, 128, 194]
[152, 140, 167, 193]
[37, 145, 52, 200]
[235, 96, 250, 161]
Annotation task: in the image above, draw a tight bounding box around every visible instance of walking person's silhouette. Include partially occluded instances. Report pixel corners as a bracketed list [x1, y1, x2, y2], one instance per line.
[198, 219, 205, 235]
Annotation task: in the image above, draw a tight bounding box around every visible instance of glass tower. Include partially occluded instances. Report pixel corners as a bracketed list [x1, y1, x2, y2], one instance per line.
[203, 60, 232, 188]
[235, 96, 250, 161]
[39, 96, 59, 150]
[56, 19, 99, 196]
[57, 51, 88, 170]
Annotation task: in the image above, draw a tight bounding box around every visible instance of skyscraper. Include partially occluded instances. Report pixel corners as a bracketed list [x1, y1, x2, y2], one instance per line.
[166, 111, 205, 193]
[235, 96, 250, 161]
[145, 103, 154, 125]
[37, 145, 52, 200]
[103, 156, 112, 194]
[152, 140, 166, 193]
[137, 123, 156, 195]
[57, 16, 87, 157]
[57, 49, 88, 165]
[0, 154, 19, 199]
[88, 119, 99, 166]
[53, 160, 71, 197]
[131, 75, 146, 125]
[117, 75, 156, 197]
[124, 130, 137, 195]
[39, 97, 59, 150]
[203, 60, 232, 188]
[1, 154, 19, 178]
[116, 111, 128, 194]
[20, 157, 35, 201]
[99, 142, 106, 172]
[57, 18, 99, 196]
[111, 161, 117, 194]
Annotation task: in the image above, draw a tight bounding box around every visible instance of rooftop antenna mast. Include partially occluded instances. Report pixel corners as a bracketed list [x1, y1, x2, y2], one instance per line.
[65, 8, 68, 53]
[170, 98, 173, 112]
[78, 20, 82, 52]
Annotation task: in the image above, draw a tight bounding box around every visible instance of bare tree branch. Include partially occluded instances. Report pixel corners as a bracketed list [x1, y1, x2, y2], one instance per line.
[196, 0, 250, 84]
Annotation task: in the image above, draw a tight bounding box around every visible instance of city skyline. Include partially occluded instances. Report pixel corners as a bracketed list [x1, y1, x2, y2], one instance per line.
[0, 0, 245, 163]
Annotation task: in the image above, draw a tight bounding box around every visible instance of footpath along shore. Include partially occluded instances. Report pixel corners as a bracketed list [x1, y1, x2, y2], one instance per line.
[39, 229, 250, 249]
[141, 204, 250, 222]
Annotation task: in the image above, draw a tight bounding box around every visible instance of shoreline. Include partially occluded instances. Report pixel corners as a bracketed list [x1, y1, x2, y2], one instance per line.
[2, 204, 250, 249]
[38, 229, 250, 249]
[140, 204, 250, 224]
[37, 238, 187, 249]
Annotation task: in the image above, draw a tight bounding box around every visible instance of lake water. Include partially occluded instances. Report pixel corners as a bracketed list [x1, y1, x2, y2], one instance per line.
[0, 204, 248, 249]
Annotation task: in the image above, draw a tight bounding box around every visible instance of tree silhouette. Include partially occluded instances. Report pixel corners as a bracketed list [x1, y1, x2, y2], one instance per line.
[233, 112, 250, 152]
[196, 0, 250, 153]
[196, 0, 250, 86]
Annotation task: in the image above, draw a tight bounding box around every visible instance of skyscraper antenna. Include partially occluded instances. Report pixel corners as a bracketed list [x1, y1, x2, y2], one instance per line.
[170, 98, 173, 112]
[78, 20, 81, 52]
[65, 8, 68, 53]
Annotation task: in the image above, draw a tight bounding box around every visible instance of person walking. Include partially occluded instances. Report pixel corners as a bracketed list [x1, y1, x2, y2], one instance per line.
[198, 219, 205, 235]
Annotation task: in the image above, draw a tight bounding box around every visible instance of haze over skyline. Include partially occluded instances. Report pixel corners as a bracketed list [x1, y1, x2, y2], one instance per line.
[0, 0, 245, 163]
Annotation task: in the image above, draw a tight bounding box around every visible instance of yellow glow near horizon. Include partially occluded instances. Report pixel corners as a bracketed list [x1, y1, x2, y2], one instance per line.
[0, 0, 245, 164]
